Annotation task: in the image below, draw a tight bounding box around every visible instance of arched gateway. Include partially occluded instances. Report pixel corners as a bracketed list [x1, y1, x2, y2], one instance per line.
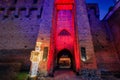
[56, 49, 74, 69]
[47, 0, 81, 75]
[29, 0, 98, 78]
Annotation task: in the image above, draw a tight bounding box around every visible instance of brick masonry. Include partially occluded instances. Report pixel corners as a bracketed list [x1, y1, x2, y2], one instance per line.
[0, 0, 120, 72]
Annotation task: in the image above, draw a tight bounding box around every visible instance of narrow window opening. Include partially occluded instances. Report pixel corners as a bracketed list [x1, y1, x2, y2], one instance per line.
[0, 8, 5, 11]
[33, 0, 38, 4]
[81, 47, 87, 61]
[43, 47, 48, 61]
[12, 0, 17, 4]
[9, 7, 15, 11]
[0, 8, 5, 16]
[37, 6, 43, 18]
[14, 0, 17, 4]
[30, 7, 37, 11]
[20, 7, 26, 11]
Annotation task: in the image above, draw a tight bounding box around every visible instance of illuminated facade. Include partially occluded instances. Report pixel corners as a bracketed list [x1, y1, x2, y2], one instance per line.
[0, 0, 120, 79]
[33, 0, 97, 75]
[47, 0, 81, 74]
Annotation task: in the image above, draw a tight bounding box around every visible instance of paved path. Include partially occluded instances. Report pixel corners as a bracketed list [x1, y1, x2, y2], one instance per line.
[38, 70, 120, 80]
[38, 70, 84, 80]
[53, 70, 83, 80]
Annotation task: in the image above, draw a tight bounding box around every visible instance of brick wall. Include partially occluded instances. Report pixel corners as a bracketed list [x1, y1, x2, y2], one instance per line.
[107, 9, 120, 61]
[0, 0, 44, 70]
[88, 5, 120, 71]
[75, 0, 97, 69]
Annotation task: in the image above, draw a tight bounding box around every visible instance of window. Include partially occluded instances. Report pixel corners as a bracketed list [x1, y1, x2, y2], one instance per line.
[43, 47, 48, 61]
[81, 47, 87, 61]
[33, 0, 38, 4]
[0, 8, 5, 13]
[9, 7, 15, 11]
[14, 0, 17, 4]
[37, 6, 43, 18]
[59, 29, 71, 36]
[0, 8, 4, 17]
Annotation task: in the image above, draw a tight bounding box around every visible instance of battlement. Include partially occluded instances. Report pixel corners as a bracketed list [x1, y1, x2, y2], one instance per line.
[0, 0, 43, 7]
[87, 3, 100, 18]
[0, 0, 44, 19]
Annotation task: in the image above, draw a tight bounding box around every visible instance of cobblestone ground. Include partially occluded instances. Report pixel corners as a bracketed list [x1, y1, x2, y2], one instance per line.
[38, 70, 84, 80]
[53, 70, 83, 80]
[38, 70, 120, 80]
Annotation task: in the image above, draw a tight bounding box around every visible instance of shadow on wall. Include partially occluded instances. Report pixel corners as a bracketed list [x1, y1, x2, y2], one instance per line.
[0, 49, 32, 71]
[0, 63, 21, 80]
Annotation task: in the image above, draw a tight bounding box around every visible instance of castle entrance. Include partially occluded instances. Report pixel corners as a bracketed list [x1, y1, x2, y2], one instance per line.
[56, 49, 73, 69]
[47, 0, 81, 74]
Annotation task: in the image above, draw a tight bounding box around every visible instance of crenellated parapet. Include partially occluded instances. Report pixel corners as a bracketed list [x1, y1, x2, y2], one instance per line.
[0, 0, 44, 19]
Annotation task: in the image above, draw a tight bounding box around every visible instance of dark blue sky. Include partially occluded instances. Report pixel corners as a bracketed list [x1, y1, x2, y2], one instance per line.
[86, 0, 114, 20]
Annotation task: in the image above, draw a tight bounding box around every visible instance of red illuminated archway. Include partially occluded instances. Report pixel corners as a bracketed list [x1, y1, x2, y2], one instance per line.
[47, 0, 80, 75]
[56, 49, 74, 69]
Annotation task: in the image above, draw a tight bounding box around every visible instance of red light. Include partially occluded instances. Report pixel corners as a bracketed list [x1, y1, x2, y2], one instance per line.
[47, 0, 81, 73]
[57, 5, 73, 10]
[55, 0, 74, 4]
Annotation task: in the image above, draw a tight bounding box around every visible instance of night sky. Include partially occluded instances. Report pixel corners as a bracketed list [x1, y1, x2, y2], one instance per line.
[86, 0, 114, 20]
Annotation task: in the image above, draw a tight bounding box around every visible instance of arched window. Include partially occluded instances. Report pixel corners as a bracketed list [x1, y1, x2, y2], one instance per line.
[58, 29, 71, 36]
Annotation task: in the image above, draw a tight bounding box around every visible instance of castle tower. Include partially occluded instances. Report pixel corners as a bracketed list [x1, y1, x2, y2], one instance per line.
[36, 0, 97, 75]
[47, 0, 81, 74]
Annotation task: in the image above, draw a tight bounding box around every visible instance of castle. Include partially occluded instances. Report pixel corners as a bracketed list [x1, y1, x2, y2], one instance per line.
[0, 0, 120, 79]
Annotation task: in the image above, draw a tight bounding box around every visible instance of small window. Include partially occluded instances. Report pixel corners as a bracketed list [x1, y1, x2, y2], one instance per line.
[33, 0, 38, 4]
[38, 6, 43, 18]
[40, 6, 43, 16]
[88, 14, 90, 19]
[9, 7, 15, 11]
[81, 47, 87, 61]
[20, 7, 26, 11]
[30, 7, 37, 11]
[0, 8, 5, 11]
[14, 0, 17, 4]
[0, 8, 5, 15]
[43, 47, 48, 61]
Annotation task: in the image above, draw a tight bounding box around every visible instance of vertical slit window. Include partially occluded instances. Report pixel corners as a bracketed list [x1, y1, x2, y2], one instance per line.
[81, 47, 87, 61]
[43, 47, 48, 61]
[14, 0, 17, 4]
[0, 8, 4, 17]
[38, 6, 43, 18]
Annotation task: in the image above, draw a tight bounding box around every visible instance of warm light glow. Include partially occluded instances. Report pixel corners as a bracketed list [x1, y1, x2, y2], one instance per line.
[30, 51, 41, 62]
[35, 42, 42, 51]
[30, 51, 41, 77]
[81, 57, 86, 62]
[30, 42, 43, 77]
[36, 42, 42, 47]
[59, 58, 71, 61]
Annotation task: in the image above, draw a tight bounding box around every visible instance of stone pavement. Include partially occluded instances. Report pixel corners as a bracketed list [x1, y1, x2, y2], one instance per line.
[53, 70, 83, 80]
[38, 70, 120, 80]
[38, 70, 84, 80]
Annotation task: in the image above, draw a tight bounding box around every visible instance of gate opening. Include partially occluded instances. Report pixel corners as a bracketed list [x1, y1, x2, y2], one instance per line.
[56, 49, 73, 69]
